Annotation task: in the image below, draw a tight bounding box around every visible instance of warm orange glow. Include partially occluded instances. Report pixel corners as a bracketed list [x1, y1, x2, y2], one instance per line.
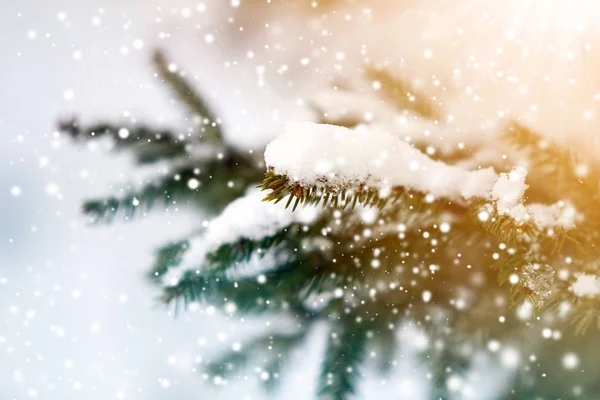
[366, 0, 600, 153]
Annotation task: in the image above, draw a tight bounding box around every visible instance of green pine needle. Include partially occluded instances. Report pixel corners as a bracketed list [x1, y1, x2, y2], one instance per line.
[149, 240, 190, 281]
[261, 171, 424, 212]
[206, 330, 308, 393]
[84, 155, 262, 223]
[60, 120, 188, 164]
[153, 50, 222, 141]
[82, 165, 205, 223]
[318, 315, 368, 400]
[162, 250, 344, 318]
[205, 223, 309, 275]
[504, 122, 600, 212]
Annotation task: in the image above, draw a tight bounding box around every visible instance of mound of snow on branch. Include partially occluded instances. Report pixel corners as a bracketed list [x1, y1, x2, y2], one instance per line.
[265, 122, 575, 230]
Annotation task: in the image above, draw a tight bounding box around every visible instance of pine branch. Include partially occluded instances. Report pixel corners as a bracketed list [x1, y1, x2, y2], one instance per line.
[542, 280, 600, 335]
[559, 296, 600, 335]
[373, 324, 397, 374]
[206, 330, 308, 393]
[204, 222, 311, 275]
[60, 120, 188, 164]
[427, 347, 471, 400]
[64, 42, 600, 399]
[261, 171, 428, 212]
[261, 332, 304, 393]
[161, 254, 338, 316]
[366, 68, 442, 121]
[83, 165, 201, 223]
[318, 315, 368, 400]
[504, 122, 600, 208]
[149, 240, 190, 282]
[84, 155, 262, 223]
[261, 167, 580, 324]
[471, 200, 541, 244]
[153, 50, 221, 141]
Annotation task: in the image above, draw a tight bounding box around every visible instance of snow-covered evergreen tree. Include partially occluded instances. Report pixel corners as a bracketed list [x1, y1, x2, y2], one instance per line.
[65, 2, 600, 399]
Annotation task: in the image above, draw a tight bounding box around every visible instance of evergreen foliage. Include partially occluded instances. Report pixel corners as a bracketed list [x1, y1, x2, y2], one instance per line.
[149, 240, 190, 281]
[62, 50, 264, 224]
[318, 313, 369, 400]
[68, 51, 600, 399]
[365, 68, 442, 121]
[207, 329, 309, 393]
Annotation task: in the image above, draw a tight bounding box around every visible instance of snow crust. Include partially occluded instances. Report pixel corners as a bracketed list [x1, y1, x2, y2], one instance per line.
[207, 188, 318, 244]
[265, 122, 575, 229]
[490, 167, 576, 229]
[265, 122, 498, 199]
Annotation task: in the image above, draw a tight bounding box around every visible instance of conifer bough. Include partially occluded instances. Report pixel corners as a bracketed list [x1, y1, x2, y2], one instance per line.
[67, 49, 600, 399]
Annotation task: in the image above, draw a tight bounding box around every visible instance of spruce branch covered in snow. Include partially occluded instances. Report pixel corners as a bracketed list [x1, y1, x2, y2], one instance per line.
[67, 43, 600, 400]
[260, 117, 600, 336]
[263, 122, 576, 231]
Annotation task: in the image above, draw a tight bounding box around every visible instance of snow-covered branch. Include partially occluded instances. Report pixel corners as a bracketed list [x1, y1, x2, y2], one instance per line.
[264, 122, 575, 230]
[178, 189, 319, 273]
